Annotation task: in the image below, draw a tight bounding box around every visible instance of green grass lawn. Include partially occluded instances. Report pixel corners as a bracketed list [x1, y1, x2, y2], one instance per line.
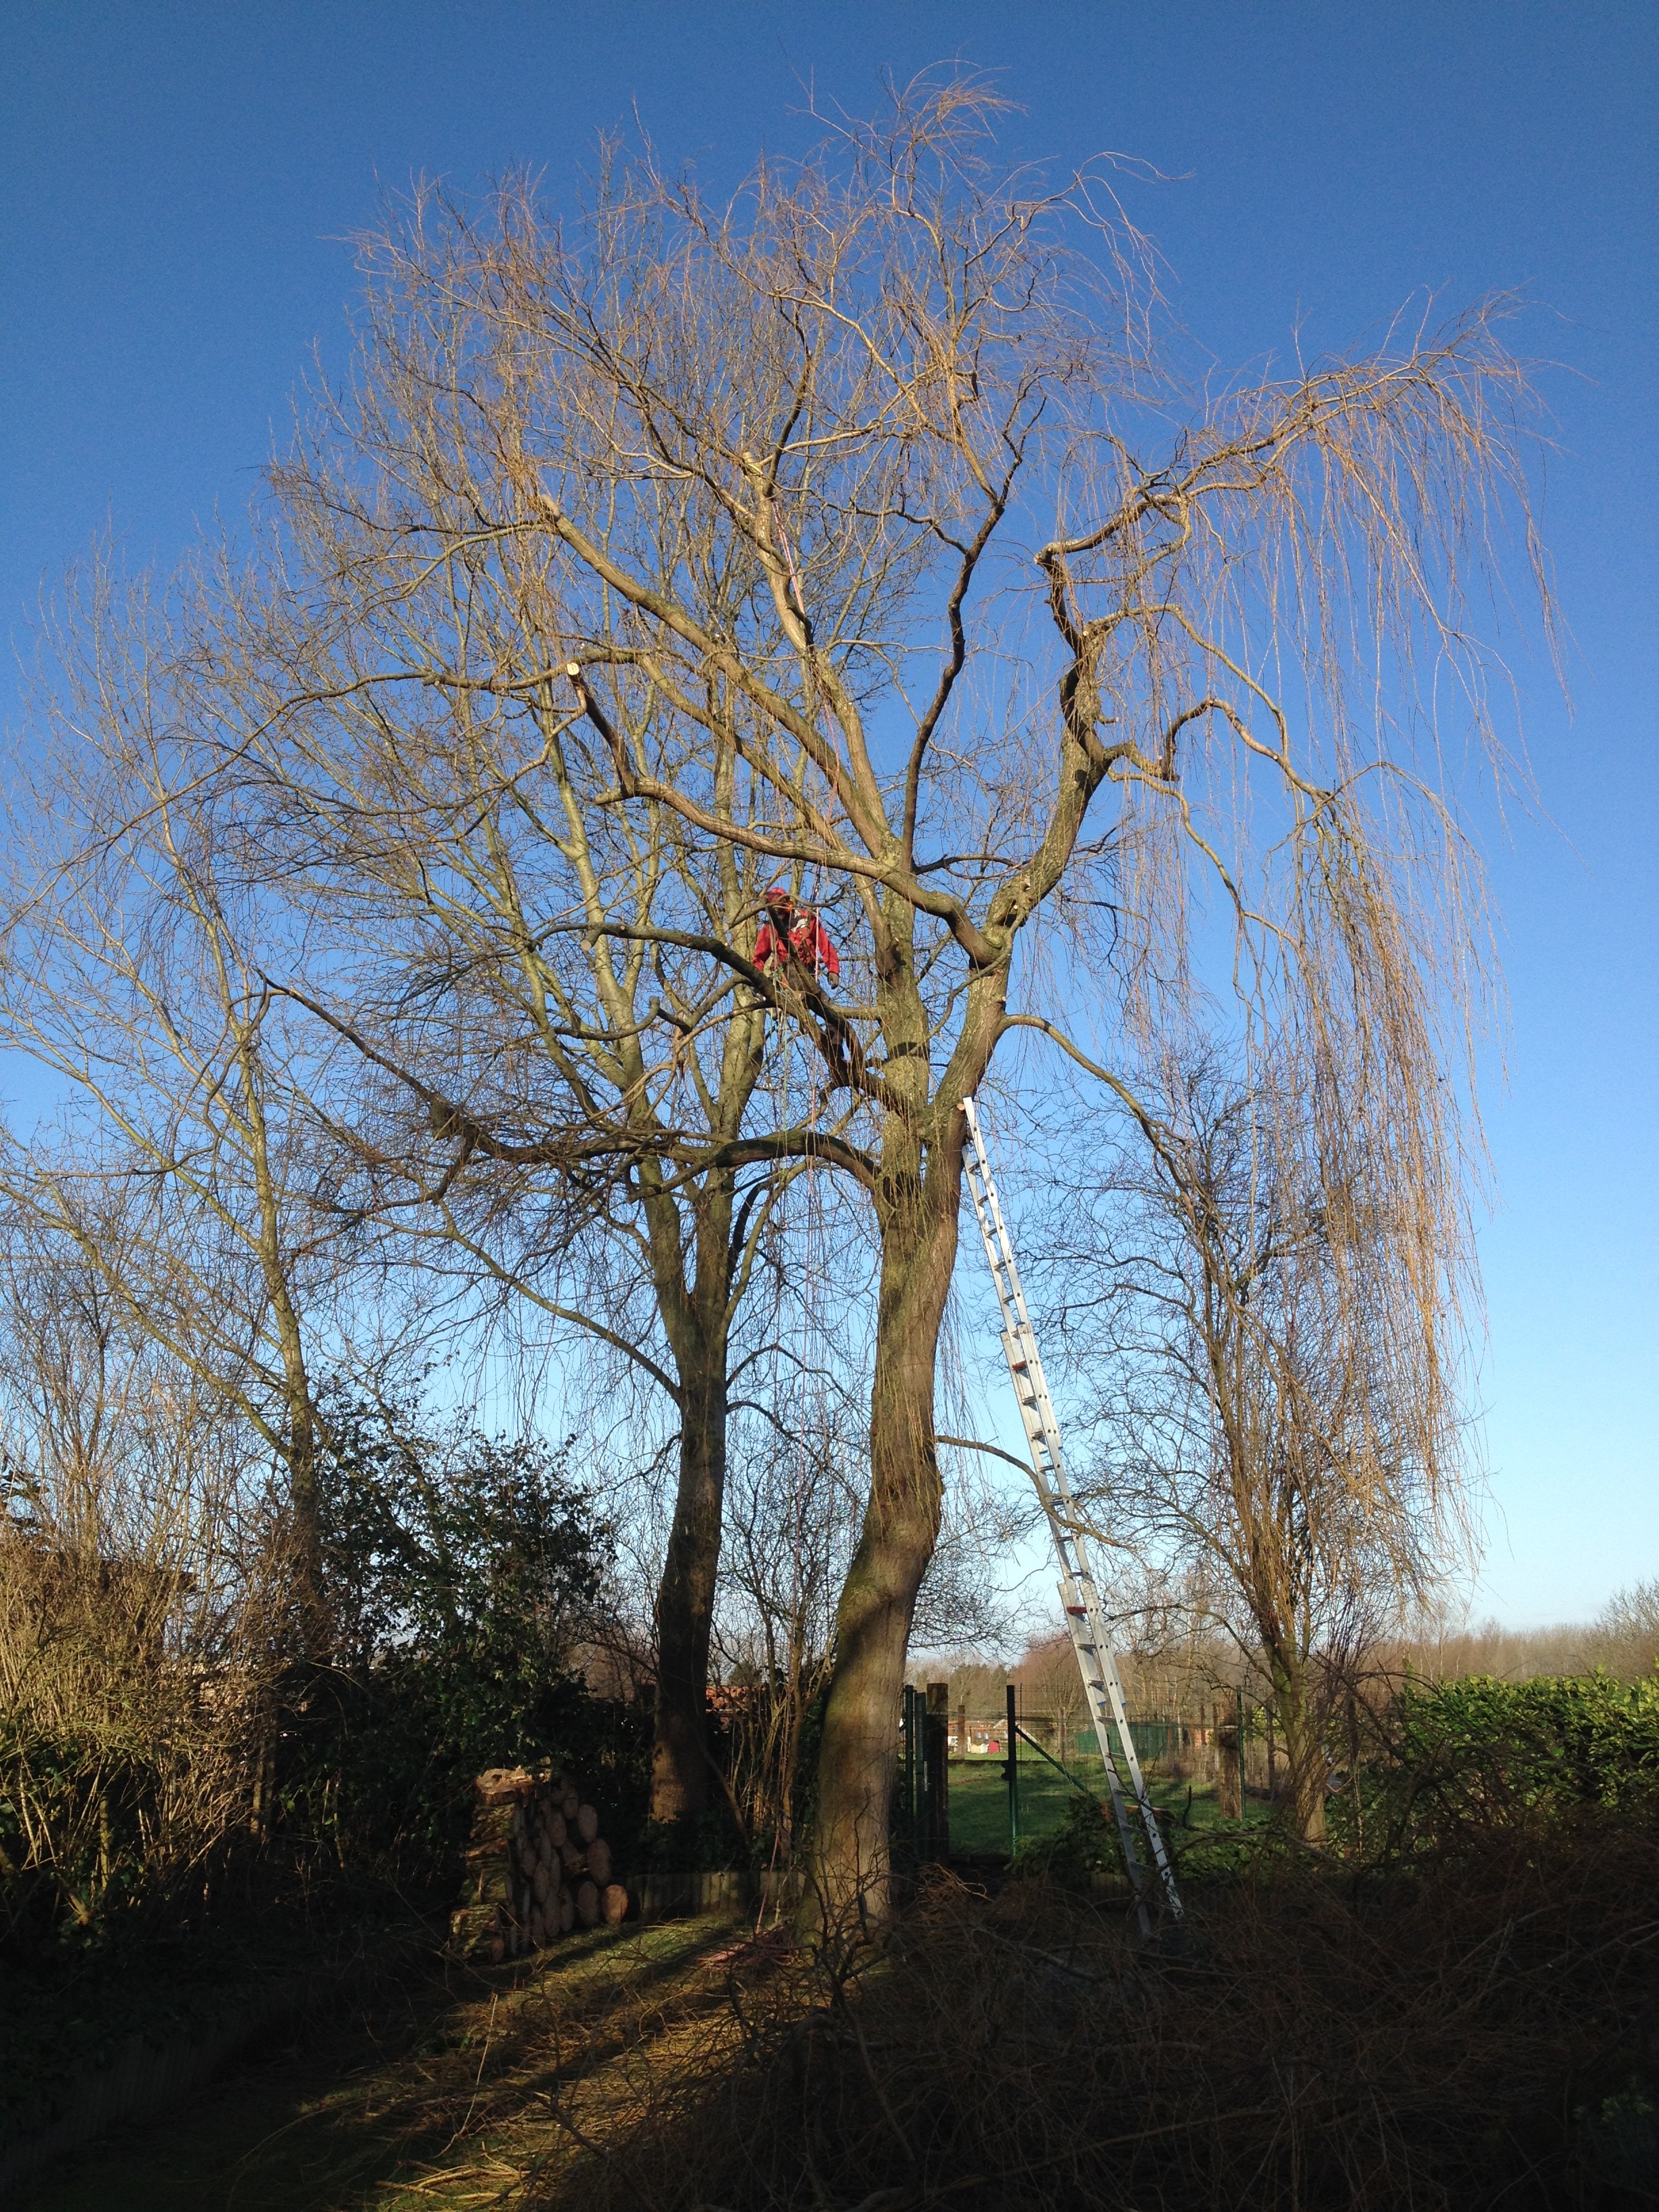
[945, 1753, 1267, 1856]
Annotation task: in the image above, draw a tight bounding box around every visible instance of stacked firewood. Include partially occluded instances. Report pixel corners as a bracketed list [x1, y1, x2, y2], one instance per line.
[449, 1765, 630, 1963]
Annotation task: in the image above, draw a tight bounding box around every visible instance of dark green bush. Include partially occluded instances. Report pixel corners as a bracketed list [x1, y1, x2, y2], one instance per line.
[277, 1387, 649, 1901]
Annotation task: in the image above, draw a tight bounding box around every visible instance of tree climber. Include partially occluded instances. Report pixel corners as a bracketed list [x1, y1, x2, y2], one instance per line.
[753, 885, 840, 982]
[752, 886, 853, 1086]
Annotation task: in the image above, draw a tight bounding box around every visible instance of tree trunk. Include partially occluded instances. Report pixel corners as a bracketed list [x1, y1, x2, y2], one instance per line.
[1273, 1656, 1329, 1844]
[240, 1023, 323, 1655]
[811, 1156, 960, 1933]
[650, 1353, 728, 1824]
[644, 1169, 741, 1831]
[284, 1362, 323, 1650]
[262, 1201, 322, 1658]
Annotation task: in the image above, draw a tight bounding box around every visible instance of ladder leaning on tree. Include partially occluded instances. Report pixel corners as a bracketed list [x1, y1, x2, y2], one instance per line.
[960, 1096, 1183, 1932]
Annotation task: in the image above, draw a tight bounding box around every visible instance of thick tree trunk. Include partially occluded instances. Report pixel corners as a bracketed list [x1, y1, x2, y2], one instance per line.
[811, 1158, 960, 1933]
[650, 1355, 728, 1824]
[1272, 1654, 1329, 1844]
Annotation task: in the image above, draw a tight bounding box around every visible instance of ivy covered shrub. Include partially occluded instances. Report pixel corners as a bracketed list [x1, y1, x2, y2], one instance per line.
[281, 1387, 649, 1902]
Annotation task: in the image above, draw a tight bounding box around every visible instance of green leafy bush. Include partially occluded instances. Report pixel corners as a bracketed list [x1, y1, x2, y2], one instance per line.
[279, 1387, 649, 1898]
[1378, 1669, 1659, 1851]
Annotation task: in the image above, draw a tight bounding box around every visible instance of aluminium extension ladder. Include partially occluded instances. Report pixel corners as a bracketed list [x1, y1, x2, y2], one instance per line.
[960, 1096, 1183, 1930]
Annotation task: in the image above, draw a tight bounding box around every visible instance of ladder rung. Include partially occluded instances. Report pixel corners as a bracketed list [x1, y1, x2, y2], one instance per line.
[962, 1092, 1183, 1925]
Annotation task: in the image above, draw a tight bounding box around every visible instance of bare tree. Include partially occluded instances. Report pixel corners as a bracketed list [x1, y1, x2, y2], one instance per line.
[713, 1393, 863, 1864]
[1015, 1633, 1088, 1760]
[122, 78, 1541, 1917]
[0, 572, 353, 1646]
[166, 312, 834, 1826]
[1596, 1581, 1659, 1682]
[0, 1208, 278, 1936]
[1044, 1050, 1469, 1841]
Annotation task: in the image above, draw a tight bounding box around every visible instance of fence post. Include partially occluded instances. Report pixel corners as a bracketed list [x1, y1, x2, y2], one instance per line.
[925, 1681, 950, 1862]
[1217, 1707, 1243, 1820]
[899, 1683, 916, 1864]
[1004, 1681, 1019, 1856]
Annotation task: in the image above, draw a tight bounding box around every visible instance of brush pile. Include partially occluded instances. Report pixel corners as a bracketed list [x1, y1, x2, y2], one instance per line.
[450, 1765, 629, 1963]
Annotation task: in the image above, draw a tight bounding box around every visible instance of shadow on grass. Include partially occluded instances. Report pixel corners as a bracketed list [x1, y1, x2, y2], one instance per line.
[31, 1807, 1659, 2211]
[23, 1916, 746, 2212]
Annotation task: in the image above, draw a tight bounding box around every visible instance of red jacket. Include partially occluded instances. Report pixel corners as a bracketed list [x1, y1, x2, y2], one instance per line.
[754, 903, 840, 983]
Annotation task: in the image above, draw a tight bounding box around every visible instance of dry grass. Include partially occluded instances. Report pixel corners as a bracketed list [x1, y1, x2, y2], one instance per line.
[365, 1919, 779, 2207]
[544, 1818, 1659, 2212]
[27, 1915, 762, 2211]
[30, 1807, 1659, 2212]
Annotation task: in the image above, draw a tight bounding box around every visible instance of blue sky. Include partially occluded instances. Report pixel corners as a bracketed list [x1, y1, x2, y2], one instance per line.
[3, 3, 1654, 1625]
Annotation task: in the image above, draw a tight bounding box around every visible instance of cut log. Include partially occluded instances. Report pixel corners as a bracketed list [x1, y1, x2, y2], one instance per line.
[452, 1763, 628, 1966]
[478, 1765, 533, 1805]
